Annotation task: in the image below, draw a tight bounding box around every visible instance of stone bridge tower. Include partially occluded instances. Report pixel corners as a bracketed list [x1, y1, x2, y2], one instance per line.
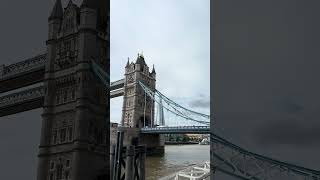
[121, 54, 156, 128]
[120, 54, 164, 155]
[37, 0, 110, 180]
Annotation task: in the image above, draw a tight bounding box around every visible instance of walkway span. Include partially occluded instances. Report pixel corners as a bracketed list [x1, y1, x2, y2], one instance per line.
[140, 126, 210, 134]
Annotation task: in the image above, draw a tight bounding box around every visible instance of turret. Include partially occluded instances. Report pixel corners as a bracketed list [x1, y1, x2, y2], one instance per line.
[48, 0, 63, 39]
[151, 64, 156, 78]
[49, 0, 63, 21]
[126, 58, 130, 68]
[81, 0, 108, 32]
[80, 0, 97, 30]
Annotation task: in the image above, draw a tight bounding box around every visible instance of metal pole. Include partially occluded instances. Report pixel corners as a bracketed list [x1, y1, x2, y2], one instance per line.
[112, 132, 120, 180]
[139, 146, 146, 180]
[144, 92, 146, 127]
[110, 145, 116, 180]
[114, 131, 124, 180]
[150, 99, 153, 127]
[125, 146, 134, 180]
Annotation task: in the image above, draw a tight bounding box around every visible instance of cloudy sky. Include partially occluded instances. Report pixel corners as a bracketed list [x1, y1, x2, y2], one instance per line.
[213, 0, 320, 179]
[110, 0, 210, 124]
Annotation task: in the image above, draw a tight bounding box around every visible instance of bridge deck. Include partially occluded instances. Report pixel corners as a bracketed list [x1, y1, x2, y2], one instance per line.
[0, 53, 124, 93]
[140, 126, 210, 134]
[0, 86, 125, 117]
[0, 54, 46, 93]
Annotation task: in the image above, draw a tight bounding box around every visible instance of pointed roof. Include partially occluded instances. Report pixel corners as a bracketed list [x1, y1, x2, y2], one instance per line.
[67, 0, 75, 6]
[81, 0, 98, 9]
[126, 58, 130, 68]
[136, 53, 146, 65]
[81, 0, 108, 31]
[151, 64, 156, 74]
[49, 0, 63, 21]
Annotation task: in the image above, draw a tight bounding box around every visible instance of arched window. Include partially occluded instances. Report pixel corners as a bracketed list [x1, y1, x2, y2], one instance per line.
[66, 160, 70, 167]
[65, 171, 70, 179]
[56, 164, 63, 180]
[49, 173, 54, 180]
[60, 129, 66, 143]
[64, 90, 68, 102]
[68, 127, 73, 141]
[50, 161, 55, 170]
[52, 130, 57, 144]
[71, 89, 75, 100]
[56, 94, 60, 104]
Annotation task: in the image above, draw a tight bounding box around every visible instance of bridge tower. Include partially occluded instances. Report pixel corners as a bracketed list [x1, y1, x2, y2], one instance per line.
[37, 1, 110, 180]
[120, 54, 164, 155]
[121, 54, 156, 128]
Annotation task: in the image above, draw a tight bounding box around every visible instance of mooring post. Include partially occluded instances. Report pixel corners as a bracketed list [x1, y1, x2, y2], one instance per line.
[125, 146, 134, 180]
[114, 131, 124, 180]
[110, 145, 116, 180]
[139, 146, 146, 180]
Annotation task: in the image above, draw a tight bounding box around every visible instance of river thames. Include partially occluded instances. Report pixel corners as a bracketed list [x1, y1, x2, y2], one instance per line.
[145, 144, 210, 179]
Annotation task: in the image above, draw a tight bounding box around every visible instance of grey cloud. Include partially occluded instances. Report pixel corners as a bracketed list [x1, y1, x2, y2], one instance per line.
[275, 98, 304, 114]
[189, 97, 210, 108]
[254, 118, 320, 147]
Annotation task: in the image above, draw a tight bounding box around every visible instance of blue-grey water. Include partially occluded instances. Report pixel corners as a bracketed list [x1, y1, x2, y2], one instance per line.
[146, 144, 210, 179]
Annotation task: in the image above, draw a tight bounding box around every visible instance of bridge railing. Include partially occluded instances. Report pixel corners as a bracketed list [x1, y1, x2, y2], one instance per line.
[141, 126, 210, 131]
[0, 54, 46, 79]
[0, 86, 44, 107]
[140, 126, 211, 134]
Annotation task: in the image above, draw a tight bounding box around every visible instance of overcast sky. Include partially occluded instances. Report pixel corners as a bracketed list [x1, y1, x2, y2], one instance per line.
[110, 0, 210, 124]
[213, 0, 320, 179]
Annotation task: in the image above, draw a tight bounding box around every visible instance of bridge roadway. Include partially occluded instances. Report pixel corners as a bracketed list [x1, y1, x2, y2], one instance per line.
[0, 53, 124, 93]
[140, 126, 211, 134]
[0, 53, 126, 117]
[0, 54, 46, 93]
[0, 85, 124, 117]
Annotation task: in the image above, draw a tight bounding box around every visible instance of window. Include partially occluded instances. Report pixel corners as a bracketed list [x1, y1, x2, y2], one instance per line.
[71, 89, 75, 100]
[64, 90, 68, 102]
[65, 171, 69, 179]
[68, 127, 73, 141]
[66, 160, 70, 167]
[50, 161, 55, 170]
[56, 94, 60, 104]
[56, 164, 63, 180]
[60, 129, 66, 142]
[49, 173, 54, 180]
[65, 41, 71, 51]
[52, 130, 57, 144]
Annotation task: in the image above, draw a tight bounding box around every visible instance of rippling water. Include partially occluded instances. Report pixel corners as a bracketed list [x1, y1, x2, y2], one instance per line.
[146, 144, 210, 180]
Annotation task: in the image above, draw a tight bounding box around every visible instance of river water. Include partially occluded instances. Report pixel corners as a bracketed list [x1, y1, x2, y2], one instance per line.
[145, 144, 210, 180]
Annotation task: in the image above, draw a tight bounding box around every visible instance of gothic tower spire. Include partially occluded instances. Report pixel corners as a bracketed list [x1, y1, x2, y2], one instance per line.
[49, 0, 63, 20]
[81, 0, 98, 8]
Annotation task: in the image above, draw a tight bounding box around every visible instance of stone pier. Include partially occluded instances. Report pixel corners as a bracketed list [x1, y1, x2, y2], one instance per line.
[111, 124, 164, 156]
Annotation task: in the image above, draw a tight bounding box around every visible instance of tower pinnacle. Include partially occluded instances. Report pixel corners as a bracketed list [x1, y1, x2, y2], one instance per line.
[126, 58, 130, 67]
[49, 0, 63, 21]
[151, 64, 156, 74]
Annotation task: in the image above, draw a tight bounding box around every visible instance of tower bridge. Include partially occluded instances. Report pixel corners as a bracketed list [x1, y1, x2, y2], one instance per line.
[1, 0, 320, 180]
